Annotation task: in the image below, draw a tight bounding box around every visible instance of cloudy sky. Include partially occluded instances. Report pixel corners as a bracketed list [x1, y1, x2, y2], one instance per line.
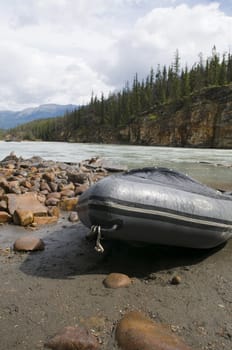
[0, 0, 232, 110]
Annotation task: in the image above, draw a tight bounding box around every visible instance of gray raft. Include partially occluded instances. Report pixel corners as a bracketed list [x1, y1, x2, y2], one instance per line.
[77, 167, 232, 249]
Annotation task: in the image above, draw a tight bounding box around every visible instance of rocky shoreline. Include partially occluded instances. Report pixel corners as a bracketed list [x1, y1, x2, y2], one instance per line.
[0, 152, 111, 227]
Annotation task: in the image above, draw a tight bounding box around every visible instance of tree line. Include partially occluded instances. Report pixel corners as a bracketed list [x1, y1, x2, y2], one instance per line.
[10, 46, 232, 141]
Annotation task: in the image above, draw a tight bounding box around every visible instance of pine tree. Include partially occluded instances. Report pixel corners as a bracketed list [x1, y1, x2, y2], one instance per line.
[219, 53, 227, 85]
[208, 46, 220, 85]
[181, 66, 190, 97]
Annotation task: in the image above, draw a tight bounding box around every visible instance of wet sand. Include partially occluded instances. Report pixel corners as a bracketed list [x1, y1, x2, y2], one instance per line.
[0, 214, 232, 350]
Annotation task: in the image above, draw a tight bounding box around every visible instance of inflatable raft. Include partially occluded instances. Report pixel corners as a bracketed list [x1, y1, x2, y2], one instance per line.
[77, 167, 232, 250]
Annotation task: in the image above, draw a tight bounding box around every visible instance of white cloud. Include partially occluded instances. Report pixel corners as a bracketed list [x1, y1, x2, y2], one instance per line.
[0, 1, 231, 110]
[107, 3, 232, 85]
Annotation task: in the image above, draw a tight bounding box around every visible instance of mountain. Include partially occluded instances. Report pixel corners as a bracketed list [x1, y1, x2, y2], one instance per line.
[0, 104, 78, 129]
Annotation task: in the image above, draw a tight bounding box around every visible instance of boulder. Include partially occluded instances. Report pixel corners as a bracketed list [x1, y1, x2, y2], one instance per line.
[115, 311, 193, 350]
[13, 236, 45, 252]
[45, 326, 100, 350]
[103, 273, 132, 289]
[13, 209, 34, 226]
[5, 192, 47, 216]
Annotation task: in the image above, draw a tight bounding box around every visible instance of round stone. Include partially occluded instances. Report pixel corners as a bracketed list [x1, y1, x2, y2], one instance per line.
[13, 236, 45, 252]
[103, 273, 132, 289]
[115, 311, 192, 350]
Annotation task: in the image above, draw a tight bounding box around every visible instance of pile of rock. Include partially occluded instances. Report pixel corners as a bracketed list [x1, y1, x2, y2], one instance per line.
[0, 152, 109, 226]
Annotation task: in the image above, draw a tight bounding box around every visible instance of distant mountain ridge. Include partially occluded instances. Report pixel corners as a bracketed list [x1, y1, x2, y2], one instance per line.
[0, 104, 78, 129]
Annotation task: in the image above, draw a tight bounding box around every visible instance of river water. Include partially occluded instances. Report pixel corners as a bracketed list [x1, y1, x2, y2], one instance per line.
[0, 141, 232, 190]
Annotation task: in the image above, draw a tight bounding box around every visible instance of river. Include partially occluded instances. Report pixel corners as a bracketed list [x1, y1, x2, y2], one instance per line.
[0, 141, 232, 190]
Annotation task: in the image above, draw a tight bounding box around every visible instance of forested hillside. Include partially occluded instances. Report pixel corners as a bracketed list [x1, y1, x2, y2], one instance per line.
[7, 47, 232, 147]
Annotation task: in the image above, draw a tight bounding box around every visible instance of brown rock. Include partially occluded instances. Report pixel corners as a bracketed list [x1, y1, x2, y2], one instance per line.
[45, 325, 100, 350]
[59, 197, 78, 211]
[43, 172, 55, 182]
[13, 209, 34, 226]
[0, 211, 12, 223]
[13, 236, 45, 252]
[30, 166, 37, 173]
[171, 275, 182, 285]
[5, 192, 47, 216]
[103, 273, 132, 289]
[115, 311, 192, 350]
[33, 216, 58, 225]
[40, 181, 51, 192]
[59, 183, 75, 191]
[20, 180, 32, 189]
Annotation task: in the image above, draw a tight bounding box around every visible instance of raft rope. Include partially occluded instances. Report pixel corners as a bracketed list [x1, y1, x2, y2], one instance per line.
[91, 225, 104, 253]
[90, 223, 119, 253]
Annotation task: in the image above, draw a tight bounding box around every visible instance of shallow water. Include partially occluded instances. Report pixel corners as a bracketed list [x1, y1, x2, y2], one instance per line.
[0, 141, 232, 189]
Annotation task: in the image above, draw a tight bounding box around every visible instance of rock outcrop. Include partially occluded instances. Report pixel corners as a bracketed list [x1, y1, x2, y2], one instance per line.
[67, 85, 232, 148]
[116, 86, 232, 148]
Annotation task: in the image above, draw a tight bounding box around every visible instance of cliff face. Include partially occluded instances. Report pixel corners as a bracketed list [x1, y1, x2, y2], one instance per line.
[118, 86, 232, 148]
[70, 85, 232, 148]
